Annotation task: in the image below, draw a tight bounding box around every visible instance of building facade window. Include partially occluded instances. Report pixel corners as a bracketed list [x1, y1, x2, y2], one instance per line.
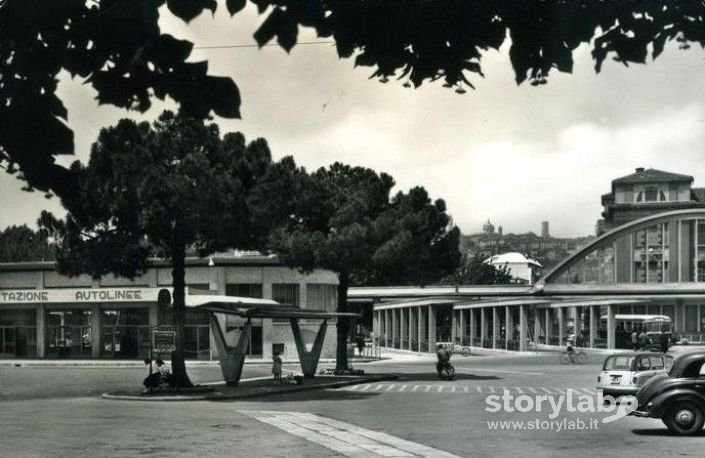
[225, 283, 263, 298]
[306, 284, 337, 312]
[272, 284, 300, 307]
[697, 220, 705, 282]
[633, 224, 668, 283]
[685, 305, 699, 333]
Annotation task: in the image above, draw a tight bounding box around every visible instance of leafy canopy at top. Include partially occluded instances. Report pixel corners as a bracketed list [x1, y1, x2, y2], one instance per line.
[2, 1, 703, 199]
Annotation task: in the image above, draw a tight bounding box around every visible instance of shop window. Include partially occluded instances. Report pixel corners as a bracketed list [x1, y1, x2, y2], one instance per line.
[47, 309, 92, 359]
[101, 308, 150, 359]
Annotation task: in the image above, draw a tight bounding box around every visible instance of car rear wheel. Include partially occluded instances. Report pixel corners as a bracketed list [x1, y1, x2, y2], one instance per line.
[662, 401, 705, 436]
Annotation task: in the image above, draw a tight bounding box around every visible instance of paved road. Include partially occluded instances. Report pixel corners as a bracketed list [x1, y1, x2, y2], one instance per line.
[2, 353, 703, 457]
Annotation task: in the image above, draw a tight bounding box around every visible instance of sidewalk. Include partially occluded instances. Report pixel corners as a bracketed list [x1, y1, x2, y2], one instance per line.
[102, 373, 398, 401]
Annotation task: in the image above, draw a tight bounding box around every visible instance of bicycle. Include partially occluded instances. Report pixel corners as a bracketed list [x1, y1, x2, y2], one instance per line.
[437, 361, 456, 380]
[447, 343, 471, 357]
[559, 350, 588, 364]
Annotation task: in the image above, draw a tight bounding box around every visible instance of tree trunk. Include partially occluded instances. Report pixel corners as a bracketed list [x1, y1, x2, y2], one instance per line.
[170, 241, 193, 388]
[335, 271, 350, 371]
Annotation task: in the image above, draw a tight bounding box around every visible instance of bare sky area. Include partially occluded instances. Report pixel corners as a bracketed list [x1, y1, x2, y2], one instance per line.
[2, 5, 705, 237]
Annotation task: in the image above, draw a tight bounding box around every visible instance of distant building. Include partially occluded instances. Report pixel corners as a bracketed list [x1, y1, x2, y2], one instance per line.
[0, 255, 339, 360]
[462, 223, 593, 273]
[596, 167, 705, 283]
[541, 221, 550, 239]
[485, 252, 543, 285]
[482, 219, 495, 234]
[600, 167, 705, 230]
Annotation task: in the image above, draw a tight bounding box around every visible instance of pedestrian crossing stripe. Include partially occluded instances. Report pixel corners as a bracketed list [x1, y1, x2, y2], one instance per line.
[336, 384, 598, 395]
[240, 410, 462, 458]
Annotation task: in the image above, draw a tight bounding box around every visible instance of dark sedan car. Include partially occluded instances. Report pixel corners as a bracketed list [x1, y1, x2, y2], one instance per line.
[632, 351, 705, 435]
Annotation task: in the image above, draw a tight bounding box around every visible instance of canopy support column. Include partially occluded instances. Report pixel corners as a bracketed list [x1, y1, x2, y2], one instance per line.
[210, 315, 251, 385]
[519, 304, 528, 352]
[290, 318, 328, 378]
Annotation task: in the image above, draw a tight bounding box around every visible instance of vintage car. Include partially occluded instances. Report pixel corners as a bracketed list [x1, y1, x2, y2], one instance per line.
[632, 351, 705, 435]
[596, 352, 672, 397]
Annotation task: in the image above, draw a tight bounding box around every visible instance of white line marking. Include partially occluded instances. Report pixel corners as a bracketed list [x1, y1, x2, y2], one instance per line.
[476, 386, 482, 393]
[515, 387, 524, 394]
[374, 384, 384, 391]
[360, 384, 371, 391]
[542, 388, 553, 394]
[554, 388, 566, 394]
[582, 388, 596, 395]
[399, 385, 407, 392]
[450, 386, 456, 393]
[386, 384, 396, 392]
[240, 410, 463, 458]
[412, 385, 420, 392]
[463, 386, 469, 393]
[489, 386, 495, 393]
[347, 384, 360, 391]
[529, 387, 538, 394]
[467, 368, 543, 376]
[437, 385, 444, 393]
[425, 385, 432, 392]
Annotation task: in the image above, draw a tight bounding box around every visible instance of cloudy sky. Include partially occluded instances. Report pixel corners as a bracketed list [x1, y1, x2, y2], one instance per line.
[3, 5, 705, 237]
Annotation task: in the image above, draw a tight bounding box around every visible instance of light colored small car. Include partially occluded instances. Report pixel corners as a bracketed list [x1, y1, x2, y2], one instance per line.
[596, 352, 672, 397]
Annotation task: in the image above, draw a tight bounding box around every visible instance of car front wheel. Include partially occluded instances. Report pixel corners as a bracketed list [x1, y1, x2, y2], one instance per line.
[662, 401, 705, 436]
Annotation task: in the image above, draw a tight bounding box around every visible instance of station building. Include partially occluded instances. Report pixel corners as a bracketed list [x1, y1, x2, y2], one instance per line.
[0, 253, 338, 360]
[360, 168, 705, 352]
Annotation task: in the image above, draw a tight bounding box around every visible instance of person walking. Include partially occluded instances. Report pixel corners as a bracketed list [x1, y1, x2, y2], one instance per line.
[638, 329, 649, 350]
[631, 330, 639, 351]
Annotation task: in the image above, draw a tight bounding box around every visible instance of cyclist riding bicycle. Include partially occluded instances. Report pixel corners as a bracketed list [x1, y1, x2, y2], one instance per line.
[436, 344, 451, 375]
[566, 334, 576, 363]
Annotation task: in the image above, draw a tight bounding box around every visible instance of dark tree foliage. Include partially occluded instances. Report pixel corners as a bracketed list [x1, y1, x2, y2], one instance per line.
[0, 225, 54, 262]
[39, 111, 273, 387]
[262, 162, 460, 370]
[2, 1, 703, 201]
[441, 253, 513, 286]
[361, 187, 461, 286]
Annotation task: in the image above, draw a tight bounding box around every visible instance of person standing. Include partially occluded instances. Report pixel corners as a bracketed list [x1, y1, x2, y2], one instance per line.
[638, 329, 648, 350]
[272, 351, 283, 384]
[356, 333, 366, 356]
[658, 330, 670, 353]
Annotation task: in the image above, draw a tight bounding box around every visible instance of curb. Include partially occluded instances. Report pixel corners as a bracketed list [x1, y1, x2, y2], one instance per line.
[101, 374, 398, 402]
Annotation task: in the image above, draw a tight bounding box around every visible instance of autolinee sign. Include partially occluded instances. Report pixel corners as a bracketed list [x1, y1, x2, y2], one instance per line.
[0, 288, 170, 304]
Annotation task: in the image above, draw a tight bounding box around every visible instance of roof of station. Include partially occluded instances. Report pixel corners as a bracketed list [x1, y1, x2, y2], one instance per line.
[349, 285, 536, 301]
